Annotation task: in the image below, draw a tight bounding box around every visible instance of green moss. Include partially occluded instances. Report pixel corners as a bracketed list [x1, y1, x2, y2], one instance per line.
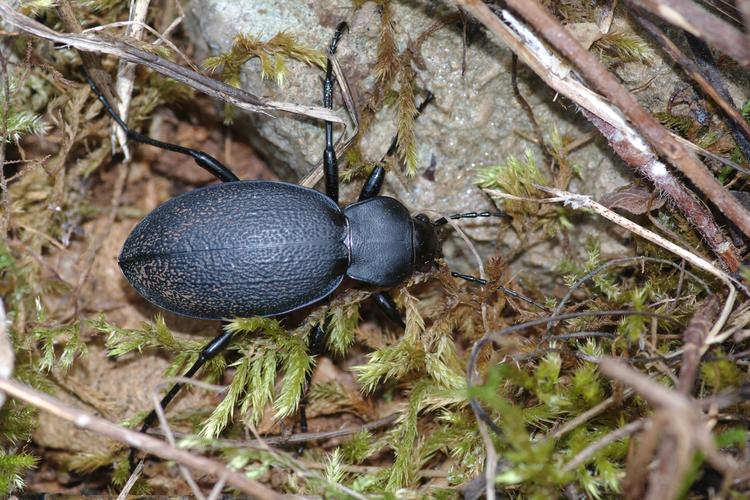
[700, 355, 746, 391]
[593, 31, 653, 66]
[203, 32, 325, 88]
[4, 1, 745, 496]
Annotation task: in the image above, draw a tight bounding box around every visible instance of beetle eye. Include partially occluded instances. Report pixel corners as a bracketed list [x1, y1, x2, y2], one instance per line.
[415, 213, 430, 223]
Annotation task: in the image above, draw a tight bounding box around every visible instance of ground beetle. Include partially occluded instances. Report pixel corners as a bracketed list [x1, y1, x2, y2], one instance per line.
[90, 23, 502, 462]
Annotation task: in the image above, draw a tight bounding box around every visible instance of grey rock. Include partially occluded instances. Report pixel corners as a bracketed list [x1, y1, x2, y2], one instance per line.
[184, 0, 607, 242]
[183, 0, 748, 272]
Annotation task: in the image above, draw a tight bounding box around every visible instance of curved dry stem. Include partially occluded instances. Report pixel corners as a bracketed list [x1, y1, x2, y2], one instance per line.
[0, 378, 282, 499]
[0, 2, 341, 124]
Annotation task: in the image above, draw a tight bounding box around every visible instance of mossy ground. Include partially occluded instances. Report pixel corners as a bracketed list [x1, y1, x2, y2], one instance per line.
[1, 1, 749, 497]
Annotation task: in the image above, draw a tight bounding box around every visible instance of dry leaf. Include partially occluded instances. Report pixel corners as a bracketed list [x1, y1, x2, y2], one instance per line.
[600, 185, 665, 214]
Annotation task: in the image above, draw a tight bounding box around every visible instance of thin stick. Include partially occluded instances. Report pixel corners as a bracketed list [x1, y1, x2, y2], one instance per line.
[207, 473, 228, 500]
[488, 184, 741, 356]
[535, 185, 750, 322]
[115, 461, 143, 499]
[599, 357, 737, 476]
[511, 54, 551, 164]
[634, 15, 750, 148]
[677, 296, 721, 394]
[451, 0, 742, 272]
[0, 46, 9, 239]
[629, 0, 750, 68]
[74, 158, 129, 317]
[741, 0, 750, 47]
[502, 0, 750, 240]
[547, 186, 739, 342]
[478, 420, 497, 500]
[550, 395, 621, 440]
[56, 0, 117, 115]
[227, 413, 398, 447]
[152, 391, 206, 500]
[562, 419, 646, 472]
[649, 296, 722, 500]
[669, 132, 750, 176]
[0, 378, 282, 499]
[112, 0, 151, 161]
[82, 21, 199, 71]
[456, 0, 750, 247]
[0, 299, 12, 409]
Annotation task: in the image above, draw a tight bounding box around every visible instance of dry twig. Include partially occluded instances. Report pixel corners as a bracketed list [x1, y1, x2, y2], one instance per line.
[502, 0, 750, 240]
[599, 357, 736, 500]
[562, 419, 646, 473]
[634, 15, 750, 155]
[112, 0, 152, 161]
[647, 296, 722, 500]
[0, 299, 12, 409]
[115, 461, 143, 500]
[56, 0, 117, 116]
[628, 0, 750, 68]
[227, 414, 398, 447]
[0, 2, 341, 123]
[452, 0, 743, 272]
[677, 295, 721, 394]
[0, 33, 11, 236]
[0, 377, 282, 499]
[456, 0, 750, 251]
[151, 389, 206, 499]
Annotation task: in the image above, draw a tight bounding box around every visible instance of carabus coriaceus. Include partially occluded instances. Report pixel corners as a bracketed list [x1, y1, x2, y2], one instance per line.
[88, 23, 463, 459]
[91, 21, 513, 467]
[119, 178, 441, 320]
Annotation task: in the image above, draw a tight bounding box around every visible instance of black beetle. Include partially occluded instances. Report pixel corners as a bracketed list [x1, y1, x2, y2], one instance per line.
[88, 23, 455, 458]
[91, 22, 511, 464]
[119, 180, 440, 320]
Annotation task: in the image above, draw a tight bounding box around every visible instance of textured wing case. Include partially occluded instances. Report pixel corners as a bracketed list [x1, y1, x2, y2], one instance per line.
[119, 181, 348, 319]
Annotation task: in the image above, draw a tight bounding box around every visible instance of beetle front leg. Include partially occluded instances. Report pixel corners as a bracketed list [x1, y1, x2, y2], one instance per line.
[322, 22, 348, 203]
[357, 91, 435, 201]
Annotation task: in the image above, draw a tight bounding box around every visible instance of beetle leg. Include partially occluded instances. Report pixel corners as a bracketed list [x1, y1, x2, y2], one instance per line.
[300, 25, 350, 440]
[372, 292, 406, 330]
[128, 328, 234, 466]
[295, 294, 403, 453]
[322, 22, 349, 203]
[87, 76, 240, 183]
[357, 165, 386, 201]
[295, 322, 328, 454]
[357, 91, 435, 201]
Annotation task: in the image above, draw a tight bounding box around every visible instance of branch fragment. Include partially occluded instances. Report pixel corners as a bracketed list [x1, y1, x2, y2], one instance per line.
[484, 0, 750, 241]
[629, 0, 750, 68]
[0, 378, 282, 499]
[0, 2, 341, 123]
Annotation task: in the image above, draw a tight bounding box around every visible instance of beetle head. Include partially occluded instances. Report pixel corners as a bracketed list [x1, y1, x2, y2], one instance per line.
[413, 214, 441, 270]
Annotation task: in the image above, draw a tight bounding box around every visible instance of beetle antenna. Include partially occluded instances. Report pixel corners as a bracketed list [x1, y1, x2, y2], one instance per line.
[451, 271, 549, 311]
[434, 211, 507, 226]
